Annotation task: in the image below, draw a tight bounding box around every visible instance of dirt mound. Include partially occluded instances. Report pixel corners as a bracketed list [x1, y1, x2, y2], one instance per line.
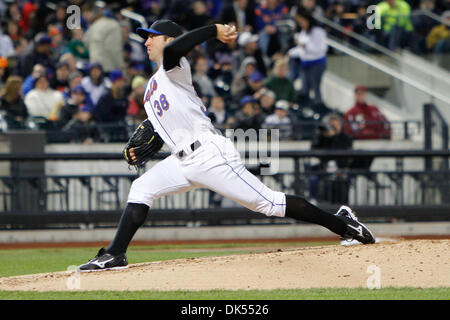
[0, 240, 448, 291]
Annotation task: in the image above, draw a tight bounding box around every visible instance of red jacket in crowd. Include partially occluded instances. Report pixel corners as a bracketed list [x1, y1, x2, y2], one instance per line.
[344, 102, 391, 139]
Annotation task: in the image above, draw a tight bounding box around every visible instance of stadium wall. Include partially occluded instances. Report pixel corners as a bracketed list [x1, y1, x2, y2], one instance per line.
[0, 222, 449, 244]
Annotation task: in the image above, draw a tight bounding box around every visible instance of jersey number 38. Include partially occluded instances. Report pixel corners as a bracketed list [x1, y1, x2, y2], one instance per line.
[153, 94, 170, 117]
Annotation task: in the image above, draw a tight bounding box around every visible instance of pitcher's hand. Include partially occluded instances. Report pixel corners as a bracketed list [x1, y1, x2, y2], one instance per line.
[216, 24, 238, 44]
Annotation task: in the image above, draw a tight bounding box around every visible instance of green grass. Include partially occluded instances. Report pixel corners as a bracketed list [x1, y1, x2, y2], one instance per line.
[0, 288, 449, 300]
[0, 247, 251, 277]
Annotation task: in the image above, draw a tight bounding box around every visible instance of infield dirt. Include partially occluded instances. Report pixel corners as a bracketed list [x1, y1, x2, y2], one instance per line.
[0, 240, 448, 291]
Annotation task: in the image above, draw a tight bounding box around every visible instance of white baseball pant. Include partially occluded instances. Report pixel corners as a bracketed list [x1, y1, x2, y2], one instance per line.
[127, 134, 286, 217]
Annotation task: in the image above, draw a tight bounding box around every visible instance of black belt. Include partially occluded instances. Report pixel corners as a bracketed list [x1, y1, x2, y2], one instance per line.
[177, 140, 202, 158]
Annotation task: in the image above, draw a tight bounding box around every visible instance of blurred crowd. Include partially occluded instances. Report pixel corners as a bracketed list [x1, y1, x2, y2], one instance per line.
[0, 0, 448, 144]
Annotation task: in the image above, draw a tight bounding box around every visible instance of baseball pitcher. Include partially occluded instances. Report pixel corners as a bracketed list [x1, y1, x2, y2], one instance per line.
[79, 20, 374, 271]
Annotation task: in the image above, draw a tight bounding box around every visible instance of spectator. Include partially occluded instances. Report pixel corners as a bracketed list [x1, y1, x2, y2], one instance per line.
[83, 4, 124, 73]
[67, 28, 90, 60]
[12, 36, 29, 59]
[6, 20, 20, 44]
[411, 0, 440, 53]
[255, 0, 291, 56]
[127, 75, 147, 123]
[7, 3, 22, 26]
[0, 75, 27, 121]
[325, 0, 350, 38]
[62, 104, 98, 144]
[54, 85, 94, 128]
[312, 113, 353, 169]
[263, 58, 297, 103]
[50, 62, 70, 93]
[205, 0, 224, 19]
[0, 1, 6, 17]
[300, 0, 325, 16]
[47, 3, 70, 38]
[207, 95, 235, 130]
[288, 8, 327, 103]
[231, 56, 258, 104]
[126, 61, 147, 90]
[346, 0, 367, 12]
[59, 53, 78, 74]
[120, 20, 145, 65]
[0, 24, 15, 58]
[21, 64, 46, 96]
[219, 0, 257, 32]
[193, 55, 217, 104]
[24, 73, 64, 119]
[344, 85, 391, 140]
[94, 69, 128, 123]
[254, 87, 276, 115]
[48, 25, 67, 58]
[62, 70, 84, 102]
[435, 0, 450, 14]
[137, 0, 164, 20]
[426, 11, 450, 54]
[210, 54, 234, 106]
[19, 33, 56, 77]
[237, 70, 265, 102]
[81, 62, 111, 107]
[310, 113, 353, 203]
[375, 0, 414, 50]
[349, 2, 379, 50]
[233, 95, 265, 130]
[27, 0, 52, 36]
[262, 100, 294, 140]
[186, 0, 213, 30]
[164, 0, 190, 27]
[234, 31, 268, 75]
[18, 0, 38, 36]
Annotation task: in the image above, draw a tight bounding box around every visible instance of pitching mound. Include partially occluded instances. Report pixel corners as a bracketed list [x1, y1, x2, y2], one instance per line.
[0, 240, 449, 291]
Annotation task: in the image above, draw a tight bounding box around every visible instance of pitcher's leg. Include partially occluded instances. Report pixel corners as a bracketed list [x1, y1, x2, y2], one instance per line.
[107, 155, 196, 255]
[127, 155, 196, 207]
[106, 203, 149, 255]
[284, 195, 347, 235]
[206, 161, 287, 217]
[183, 137, 353, 239]
[183, 138, 286, 217]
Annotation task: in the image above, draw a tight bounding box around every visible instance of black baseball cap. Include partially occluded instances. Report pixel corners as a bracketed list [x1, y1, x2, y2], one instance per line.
[137, 19, 183, 39]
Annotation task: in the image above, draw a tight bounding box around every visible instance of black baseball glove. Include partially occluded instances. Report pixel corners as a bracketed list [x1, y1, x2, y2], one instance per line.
[123, 119, 164, 168]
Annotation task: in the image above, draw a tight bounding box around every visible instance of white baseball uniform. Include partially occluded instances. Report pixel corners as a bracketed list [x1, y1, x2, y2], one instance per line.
[127, 57, 286, 217]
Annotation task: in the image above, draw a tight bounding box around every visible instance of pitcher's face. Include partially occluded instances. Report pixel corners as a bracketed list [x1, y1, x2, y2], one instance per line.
[145, 34, 172, 62]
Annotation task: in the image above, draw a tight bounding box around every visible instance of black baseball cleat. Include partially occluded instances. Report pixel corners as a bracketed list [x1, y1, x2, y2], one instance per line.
[78, 248, 128, 272]
[335, 206, 376, 244]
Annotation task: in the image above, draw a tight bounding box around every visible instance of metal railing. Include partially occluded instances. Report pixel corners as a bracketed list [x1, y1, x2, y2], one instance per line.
[424, 103, 449, 171]
[412, 9, 450, 27]
[327, 37, 450, 107]
[298, 120, 421, 141]
[0, 117, 421, 143]
[314, 12, 450, 87]
[424, 103, 449, 150]
[0, 150, 449, 227]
